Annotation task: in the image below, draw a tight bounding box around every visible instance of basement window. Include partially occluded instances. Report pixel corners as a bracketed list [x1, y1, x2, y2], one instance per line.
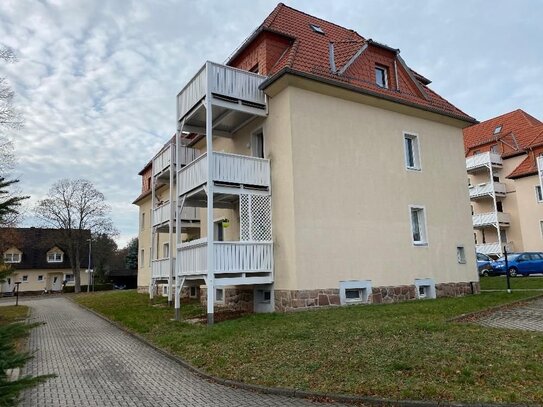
[415, 279, 436, 299]
[340, 280, 372, 305]
[190, 286, 198, 298]
[309, 23, 324, 34]
[215, 288, 224, 303]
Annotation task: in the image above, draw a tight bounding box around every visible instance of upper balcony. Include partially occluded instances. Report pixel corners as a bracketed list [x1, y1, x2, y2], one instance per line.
[152, 201, 199, 230]
[178, 152, 271, 198]
[476, 242, 513, 256]
[468, 182, 506, 200]
[177, 62, 267, 135]
[472, 211, 511, 228]
[152, 258, 172, 280]
[153, 144, 198, 180]
[466, 152, 502, 173]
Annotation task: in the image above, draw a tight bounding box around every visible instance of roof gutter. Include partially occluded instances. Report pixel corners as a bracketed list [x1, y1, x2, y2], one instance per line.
[259, 68, 477, 124]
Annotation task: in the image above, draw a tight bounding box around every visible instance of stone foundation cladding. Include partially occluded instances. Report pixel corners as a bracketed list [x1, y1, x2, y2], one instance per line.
[200, 287, 254, 312]
[275, 281, 480, 311]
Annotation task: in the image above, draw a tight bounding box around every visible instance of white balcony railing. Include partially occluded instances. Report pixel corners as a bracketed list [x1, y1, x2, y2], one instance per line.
[178, 152, 271, 196]
[469, 182, 506, 199]
[476, 242, 514, 256]
[152, 201, 199, 227]
[177, 239, 273, 276]
[177, 62, 267, 121]
[153, 145, 172, 177]
[472, 211, 511, 227]
[466, 152, 502, 171]
[152, 258, 172, 279]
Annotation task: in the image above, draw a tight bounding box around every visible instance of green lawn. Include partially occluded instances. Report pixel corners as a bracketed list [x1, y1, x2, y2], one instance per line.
[74, 291, 543, 404]
[480, 275, 543, 290]
[0, 305, 28, 326]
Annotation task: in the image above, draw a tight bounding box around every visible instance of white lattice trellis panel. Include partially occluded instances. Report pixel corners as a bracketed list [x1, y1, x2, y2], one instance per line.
[240, 194, 272, 241]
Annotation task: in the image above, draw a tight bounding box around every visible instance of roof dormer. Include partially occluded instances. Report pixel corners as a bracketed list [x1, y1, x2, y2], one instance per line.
[47, 246, 64, 263]
[3, 247, 22, 264]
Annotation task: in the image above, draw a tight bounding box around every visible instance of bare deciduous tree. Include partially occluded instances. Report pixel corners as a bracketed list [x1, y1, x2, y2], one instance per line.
[0, 46, 22, 132]
[35, 179, 117, 293]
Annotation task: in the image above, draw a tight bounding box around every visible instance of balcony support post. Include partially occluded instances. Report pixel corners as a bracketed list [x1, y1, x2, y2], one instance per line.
[205, 62, 215, 326]
[167, 139, 175, 307]
[174, 120, 184, 318]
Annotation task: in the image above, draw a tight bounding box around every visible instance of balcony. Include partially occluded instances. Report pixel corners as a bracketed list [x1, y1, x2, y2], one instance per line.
[153, 144, 198, 179]
[472, 211, 511, 228]
[476, 242, 514, 256]
[177, 62, 267, 122]
[177, 238, 273, 285]
[152, 258, 172, 279]
[466, 152, 502, 172]
[178, 152, 271, 197]
[152, 201, 199, 228]
[469, 182, 506, 200]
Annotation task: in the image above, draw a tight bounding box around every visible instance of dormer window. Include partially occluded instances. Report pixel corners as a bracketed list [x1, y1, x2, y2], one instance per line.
[47, 248, 64, 263]
[375, 65, 388, 88]
[494, 125, 502, 134]
[309, 23, 324, 34]
[3, 249, 21, 263]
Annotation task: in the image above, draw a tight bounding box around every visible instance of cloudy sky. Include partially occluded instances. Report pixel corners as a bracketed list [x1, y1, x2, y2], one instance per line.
[0, 0, 542, 247]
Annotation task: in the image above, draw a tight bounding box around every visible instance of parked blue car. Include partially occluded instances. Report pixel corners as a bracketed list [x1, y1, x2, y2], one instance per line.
[476, 253, 493, 276]
[491, 252, 543, 276]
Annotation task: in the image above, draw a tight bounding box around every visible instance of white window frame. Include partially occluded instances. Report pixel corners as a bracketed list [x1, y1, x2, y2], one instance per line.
[403, 132, 421, 171]
[535, 185, 543, 203]
[251, 128, 265, 159]
[540, 220, 543, 239]
[140, 249, 144, 267]
[37, 275, 44, 281]
[457, 246, 466, 264]
[340, 280, 372, 305]
[163, 242, 170, 259]
[22, 275, 28, 282]
[375, 65, 388, 88]
[47, 251, 63, 263]
[215, 288, 224, 304]
[64, 274, 74, 282]
[3, 252, 21, 263]
[414, 278, 436, 299]
[409, 205, 428, 246]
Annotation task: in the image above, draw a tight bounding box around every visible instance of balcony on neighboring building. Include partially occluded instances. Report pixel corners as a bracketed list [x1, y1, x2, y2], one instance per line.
[152, 258, 173, 280]
[469, 181, 506, 200]
[476, 241, 514, 256]
[466, 152, 502, 173]
[153, 144, 198, 181]
[472, 211, 511, 228]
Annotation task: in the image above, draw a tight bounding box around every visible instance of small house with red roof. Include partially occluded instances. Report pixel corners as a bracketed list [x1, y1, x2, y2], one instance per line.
[464, 109, 543, 258]
[137, 3, 479, 322]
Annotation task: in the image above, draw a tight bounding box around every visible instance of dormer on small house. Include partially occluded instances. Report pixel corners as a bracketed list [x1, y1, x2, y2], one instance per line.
[46, 247, 64, 263]
[3, 247, 22, 264]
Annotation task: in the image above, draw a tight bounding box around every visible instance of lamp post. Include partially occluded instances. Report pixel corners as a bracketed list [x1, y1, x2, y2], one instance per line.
[87, 238, 92, 293]
[504, 245, 511, 293]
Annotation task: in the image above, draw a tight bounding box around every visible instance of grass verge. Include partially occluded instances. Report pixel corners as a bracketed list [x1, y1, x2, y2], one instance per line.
[74, 291, 543, 404]
[480, 276, 543, 290]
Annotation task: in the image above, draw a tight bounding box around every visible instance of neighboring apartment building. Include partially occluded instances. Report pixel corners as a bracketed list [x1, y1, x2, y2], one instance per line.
[464, 109, 543, 257]
[135, 3, 479, 323]
[0, 227, 90, 294]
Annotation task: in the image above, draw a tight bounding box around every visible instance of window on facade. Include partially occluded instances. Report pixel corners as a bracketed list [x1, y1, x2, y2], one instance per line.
[410, 206, 427, 245]
[37, 275, 44, 281]
[163, 243, 170, 259]
[496, 201, 503, 212]
[47, 252, 63, 263]
[215, 288, 224, 303]
[141, 212, 145, 231]
[500, 228, 508, 244]
[418, 285, 428, 298]
[257, 289, 271, 303]
[474, 232, 477, 244]
[140, 249, 144, 267]
[3, 252, 21, 263]
[22, 275, 28, 282]
[345, 289, 364, 301]
[404, 133, 421, 170]
[493, 175, 500, 182]
[540, 221, 543, 239]
[375, 65, 388, 88]
[190, 286, 198, 298]
[457, 246, 466, 264]
[65, 274, 74, 282]
[251, 130, 264, 158]
[535, 186, 543, 203]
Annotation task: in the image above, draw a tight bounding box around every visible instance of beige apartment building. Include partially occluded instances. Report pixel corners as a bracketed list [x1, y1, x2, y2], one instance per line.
[0, 227, 90, 294]
[464, 109, 543, 258]
[135, 3, 479, 323]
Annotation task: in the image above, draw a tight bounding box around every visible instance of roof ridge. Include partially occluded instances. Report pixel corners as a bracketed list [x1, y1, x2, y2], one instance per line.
[276, 3, 365, 41]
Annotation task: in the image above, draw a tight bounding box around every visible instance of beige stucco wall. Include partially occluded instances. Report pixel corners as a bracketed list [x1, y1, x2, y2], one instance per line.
[512, 174, 543, 251]
[137, 195, 152, 287]
[281, 85, 477, 290]
[5, 269, 89, 292]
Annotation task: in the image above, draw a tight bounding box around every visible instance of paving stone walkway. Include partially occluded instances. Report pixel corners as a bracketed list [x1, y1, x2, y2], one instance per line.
[19, 297, 347, 407]
[477, 297, 543, 332]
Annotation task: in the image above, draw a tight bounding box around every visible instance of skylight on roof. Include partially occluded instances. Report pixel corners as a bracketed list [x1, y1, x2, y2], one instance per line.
[309, 23, 324, 34]
[494, 125, 502, 134]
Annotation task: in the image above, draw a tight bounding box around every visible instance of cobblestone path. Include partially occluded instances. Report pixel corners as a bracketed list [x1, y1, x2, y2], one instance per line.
[20, 297, 347, 407]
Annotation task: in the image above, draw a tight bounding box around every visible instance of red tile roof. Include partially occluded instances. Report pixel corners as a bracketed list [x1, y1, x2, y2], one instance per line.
[463, 109, 543, 179]
[230, 3, 476, 123]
